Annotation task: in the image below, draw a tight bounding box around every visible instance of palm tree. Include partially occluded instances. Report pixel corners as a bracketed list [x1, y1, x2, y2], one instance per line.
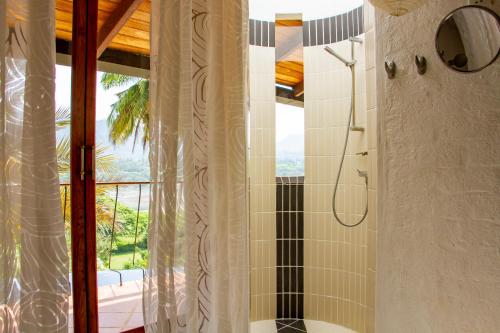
[56, 107, 117, 183]
[100, 73, 149, 150]
[56, 107, 123, 267]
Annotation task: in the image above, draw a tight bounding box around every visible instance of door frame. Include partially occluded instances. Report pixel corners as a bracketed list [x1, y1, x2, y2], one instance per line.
[70, 0, 99, 331]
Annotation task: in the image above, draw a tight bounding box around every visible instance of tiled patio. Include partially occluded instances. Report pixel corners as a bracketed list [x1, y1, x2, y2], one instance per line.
[69, 280, 143, 333]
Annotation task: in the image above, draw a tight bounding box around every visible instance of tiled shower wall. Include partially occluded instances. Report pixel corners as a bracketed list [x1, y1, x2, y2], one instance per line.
[249, 45, 277, 321]
[303, 8, 376, 332]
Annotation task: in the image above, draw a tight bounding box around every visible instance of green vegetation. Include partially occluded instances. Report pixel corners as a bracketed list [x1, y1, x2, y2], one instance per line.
[276, 158, 304, 176]
[57, 106, 150, 271]
[96, 195, 149, 270]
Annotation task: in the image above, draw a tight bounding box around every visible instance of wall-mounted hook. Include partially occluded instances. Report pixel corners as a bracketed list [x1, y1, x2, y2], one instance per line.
[385, 61, 396, 79]
[415, 55, 427, 75]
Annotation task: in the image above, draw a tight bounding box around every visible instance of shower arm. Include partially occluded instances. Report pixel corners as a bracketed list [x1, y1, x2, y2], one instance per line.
[349, 37, 363, 131]
[324, 37, 364, 131]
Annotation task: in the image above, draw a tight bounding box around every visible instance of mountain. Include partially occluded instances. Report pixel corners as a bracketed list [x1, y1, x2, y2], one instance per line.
[57, 119, 148, 161]
[277, 134, 304, 159]
[276, 134, 304, 175]
[95, 119, 149, 161]
[57, 119, 150, 181]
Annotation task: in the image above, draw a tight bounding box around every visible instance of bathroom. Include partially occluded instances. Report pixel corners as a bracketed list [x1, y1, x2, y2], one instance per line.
[1, 0, 498, 332]
[248, 0, 499, 332]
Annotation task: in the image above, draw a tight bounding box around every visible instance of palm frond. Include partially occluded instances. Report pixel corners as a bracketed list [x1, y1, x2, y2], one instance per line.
[56, 137, 71, 174]
[106, 79, 149, 148]
[95, 144, 118, 180]
[101, 73, 138, 90]
[56, 106, 71, 130]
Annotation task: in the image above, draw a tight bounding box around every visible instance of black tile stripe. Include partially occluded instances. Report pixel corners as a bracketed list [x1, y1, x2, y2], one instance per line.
[316, 18, 323, 45]
[263, 21, 269, 47]
[359, 6, 364, 36]
[353, 7, 359, 37]
[330, 16, 336, 43]
[309, 20, 317, 47]
[342, 13, 348, 40]
[248, 6, 364, 47]
[323, 17, 331, 44]
[249, 19, 255, 45]
[303, 21, 310, 47]
[349, 9, 355, 38]
[276, 177, 304, 320]
[256, 20, 262, 46]
[269, 22, 276, 47]
[336, 14, 342, 42]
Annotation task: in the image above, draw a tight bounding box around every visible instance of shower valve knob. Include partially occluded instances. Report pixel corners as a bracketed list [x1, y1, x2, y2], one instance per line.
[357, 169, 368, 178]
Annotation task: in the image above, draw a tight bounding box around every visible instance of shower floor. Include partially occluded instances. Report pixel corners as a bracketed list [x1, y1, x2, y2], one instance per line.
[250, 320, 357, 333]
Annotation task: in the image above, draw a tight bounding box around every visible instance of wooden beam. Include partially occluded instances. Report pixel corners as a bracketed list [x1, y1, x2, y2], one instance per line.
[97, 0, 144, 57]
[294, 80, 304, 97]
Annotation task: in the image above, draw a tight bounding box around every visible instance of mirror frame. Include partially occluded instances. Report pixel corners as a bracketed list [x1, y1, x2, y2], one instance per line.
[435, 5, 500, 73]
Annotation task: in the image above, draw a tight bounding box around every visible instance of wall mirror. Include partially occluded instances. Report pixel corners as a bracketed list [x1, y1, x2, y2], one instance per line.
[435, 5, 500, 73]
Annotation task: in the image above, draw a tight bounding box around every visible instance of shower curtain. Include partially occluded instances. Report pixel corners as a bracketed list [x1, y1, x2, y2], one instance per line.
[144, 0, 249, 332]
[0, 1, 70, 332]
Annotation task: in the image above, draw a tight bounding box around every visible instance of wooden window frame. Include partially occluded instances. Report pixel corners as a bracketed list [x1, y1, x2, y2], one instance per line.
[71, 0, 99, 331]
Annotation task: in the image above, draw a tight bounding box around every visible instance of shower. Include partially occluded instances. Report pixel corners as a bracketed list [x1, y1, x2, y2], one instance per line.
[325, 37, 369, 228]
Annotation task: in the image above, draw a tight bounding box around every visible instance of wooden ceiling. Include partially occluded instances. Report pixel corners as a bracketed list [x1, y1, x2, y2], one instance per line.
[55, 1, 304, 97]
[275, 19, 304, 97]
[55, 0, 151, 56]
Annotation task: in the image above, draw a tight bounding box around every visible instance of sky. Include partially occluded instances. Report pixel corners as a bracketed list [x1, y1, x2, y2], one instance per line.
[56, 64, 127, 121]
[276, 103, 303, 143]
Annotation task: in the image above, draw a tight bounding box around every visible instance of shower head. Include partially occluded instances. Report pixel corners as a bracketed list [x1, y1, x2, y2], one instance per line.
[324, 46, 355, 67]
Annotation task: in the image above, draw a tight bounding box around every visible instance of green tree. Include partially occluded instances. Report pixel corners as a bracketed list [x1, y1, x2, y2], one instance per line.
[100, 73, 149, 149]
[56, 107, 123, 268]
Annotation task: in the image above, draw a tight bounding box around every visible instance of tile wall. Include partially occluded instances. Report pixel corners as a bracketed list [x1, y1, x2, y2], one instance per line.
[249, 4, 378, 327]
[303, 4, 376, 330]
[249, 45, 277, 321]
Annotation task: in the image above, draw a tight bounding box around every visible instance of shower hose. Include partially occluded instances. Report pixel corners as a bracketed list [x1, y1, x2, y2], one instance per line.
[331, 66, 368, 227]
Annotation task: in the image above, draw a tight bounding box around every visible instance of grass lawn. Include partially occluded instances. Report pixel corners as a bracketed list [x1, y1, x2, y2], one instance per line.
[109, 252, 132, 270]
[108, 251, 146, 270]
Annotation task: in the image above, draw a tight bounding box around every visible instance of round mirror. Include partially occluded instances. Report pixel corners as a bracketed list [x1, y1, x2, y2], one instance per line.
[436, 5, 500, 73]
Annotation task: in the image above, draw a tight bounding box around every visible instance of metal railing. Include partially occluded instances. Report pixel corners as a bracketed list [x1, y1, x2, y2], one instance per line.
[61, 181, 151, 286]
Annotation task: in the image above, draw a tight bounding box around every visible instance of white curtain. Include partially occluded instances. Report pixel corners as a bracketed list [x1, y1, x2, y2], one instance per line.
[0, 1, 70, 332]
[144, 0, 249, 332]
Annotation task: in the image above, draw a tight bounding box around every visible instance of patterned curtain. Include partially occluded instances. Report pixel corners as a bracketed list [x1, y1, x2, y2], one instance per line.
[0, 1, 70, 333]
[144, 0, 249, 332]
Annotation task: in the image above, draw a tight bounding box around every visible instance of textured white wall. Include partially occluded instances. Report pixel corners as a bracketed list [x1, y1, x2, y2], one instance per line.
[376, 1, 500, 332]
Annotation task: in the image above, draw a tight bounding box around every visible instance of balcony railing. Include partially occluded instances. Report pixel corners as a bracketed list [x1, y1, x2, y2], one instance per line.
[60, 181, 151, 286]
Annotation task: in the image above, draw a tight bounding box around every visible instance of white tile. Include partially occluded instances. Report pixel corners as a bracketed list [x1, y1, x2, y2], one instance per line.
[250, 320, 277, 333]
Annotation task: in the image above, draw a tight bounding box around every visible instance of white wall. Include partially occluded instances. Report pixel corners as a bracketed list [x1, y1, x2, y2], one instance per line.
[376, 1, 500, 332]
